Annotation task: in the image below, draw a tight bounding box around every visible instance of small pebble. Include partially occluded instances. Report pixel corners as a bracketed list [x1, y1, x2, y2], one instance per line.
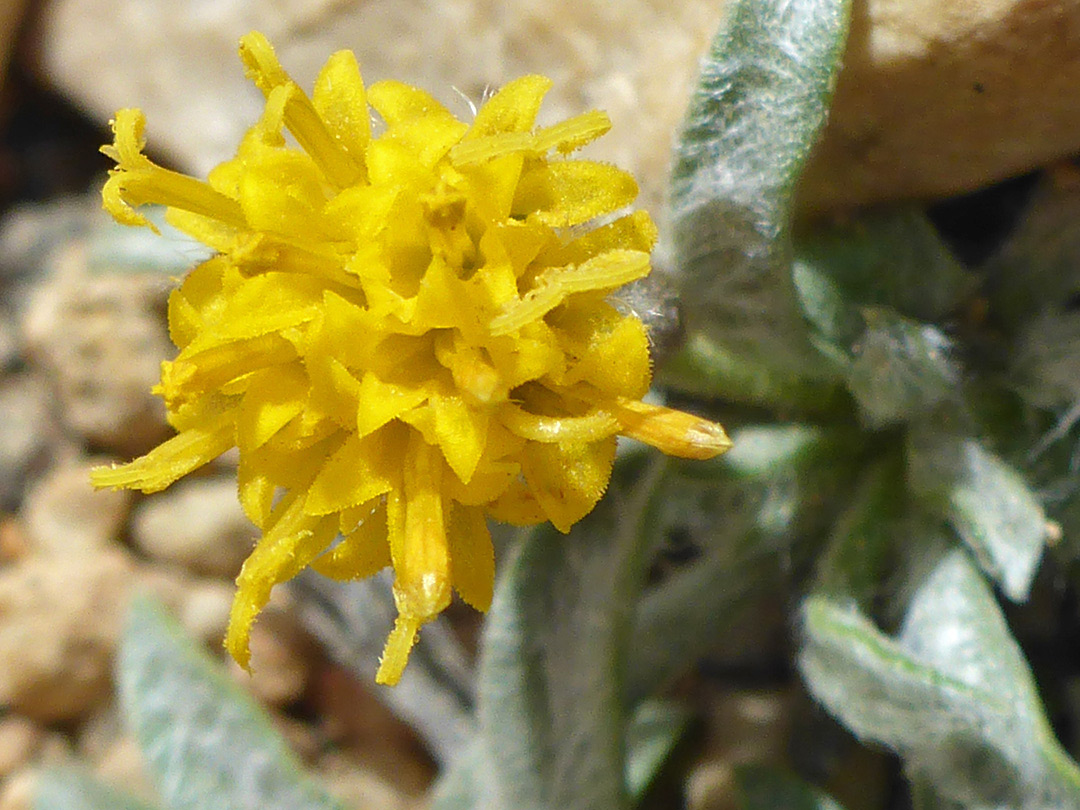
[0, 551, 133, 721]
[21, 457, 130, 556]
[131, 477, 255, 577]
[0, 717, 43, 778]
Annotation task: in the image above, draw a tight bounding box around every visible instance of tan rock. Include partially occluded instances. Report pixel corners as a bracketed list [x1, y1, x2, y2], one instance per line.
[22, 245, 172, 455]
[801, 0, 1080, 209]
[131, 476, 255, 577]
[21, 457, 131, 557]
[179, 578, 234, 647]
[0, 551, 134, 721]
[0, 717, 44, 779]
[317, 752, 415, 810]
[34, 0, 1080, 215]
[0, 374, 63, 510]
[94, 736, 155, 803]
[0, 769, 37, 810]
[229, 607, 315, 707]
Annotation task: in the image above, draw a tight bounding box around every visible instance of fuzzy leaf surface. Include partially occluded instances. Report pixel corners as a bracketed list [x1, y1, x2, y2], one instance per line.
[736, 764, 846, 810]
[844, 309, 958, 429]
[118, 597, 343, 810]
[800, 547, 1080, 809]
[907, 432, 1047, 601]
[669, 0, 851, 384]
[793, 208, 973, 338]
[35, 767, 161, 810]
[474, 456, 666, 810]
[628, 423, 861, 701]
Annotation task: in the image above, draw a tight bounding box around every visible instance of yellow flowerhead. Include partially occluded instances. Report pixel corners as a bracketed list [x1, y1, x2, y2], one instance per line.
[92, 31, 730, 685]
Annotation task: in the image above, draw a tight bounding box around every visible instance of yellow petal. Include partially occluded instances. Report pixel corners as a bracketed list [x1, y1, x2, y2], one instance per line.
[543, 210, 658, 267]
[445, 459, 518, 506]
[102, 109, 246, 230]
[312, 49, 371, 173]
[307, 355, 363, 430]
[368, 80, 468, 168]
[311, 499, 391, 580]
[90, 410, 235, 493]
[355, 372, 428, 437]
[513, 160, 638, 227]
[553, 304, 652, 399]
[532, 109, 611, 155]
[431, 392, 487, 484]
[236, 365, 308, 452]
[448, 504, 494, 611]
[238, 32, 362, 187]
[485, 477, 547, 526]
[226, 492, 338, 668]
[237, 456, 275, 529]
[499, 402, 619, 444]
[612, 398, 732, 460]
[304, 422, 404, 515]
[465, 75, 552, 138]
[488, 250, 651, 336]
[181, 270, 323, 354]
[520, 436, 616, 533]
[158, 333, 298, 407]
[377, 431, 452, 685]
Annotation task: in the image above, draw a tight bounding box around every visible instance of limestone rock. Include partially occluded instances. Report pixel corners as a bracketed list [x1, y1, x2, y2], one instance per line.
[34, 0, 1080, 215]
[130, 476, 255, 577]
[34, 0, 722, 217]
[21, 457, 131, 556]
[21, 246, 172, 455]
[0, 551, 134, 721]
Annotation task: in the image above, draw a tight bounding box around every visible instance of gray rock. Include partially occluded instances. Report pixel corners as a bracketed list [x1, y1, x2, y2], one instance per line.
[0, 374, 63, 510]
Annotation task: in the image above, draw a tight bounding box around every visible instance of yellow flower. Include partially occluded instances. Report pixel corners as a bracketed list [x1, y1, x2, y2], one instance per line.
[92, 31, 731, 685]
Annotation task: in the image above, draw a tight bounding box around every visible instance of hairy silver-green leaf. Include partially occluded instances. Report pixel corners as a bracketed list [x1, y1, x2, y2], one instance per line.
[1011, 309, 1080, 415]
[659, 330, 848, 412]
[907, 431, 1047, 600]
[735, 764, 845, 810]
[669, 0, 851, 382]
[800, 547, 1080, 809]
[35, 767, 161, 810]
[118, 597, 344, 810]
[624, 701, 693, 802]
[845, 309, 958, 429]
[428, 742, 483, 810]
[290, 570, 474, 764]
[794, 208, 974, 336]
[814, 457, 902, 607]
[627, 424, 860, 701]
[475, 457, 666, 810]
